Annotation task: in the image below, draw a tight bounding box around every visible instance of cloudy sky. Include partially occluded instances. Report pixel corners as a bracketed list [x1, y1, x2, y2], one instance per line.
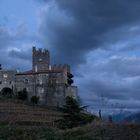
[1, 0, 140, 114]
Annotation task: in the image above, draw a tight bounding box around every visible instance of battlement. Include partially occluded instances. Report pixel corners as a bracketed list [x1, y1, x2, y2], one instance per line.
[51, 64, 70, 72]
[33, 46, 49, 55]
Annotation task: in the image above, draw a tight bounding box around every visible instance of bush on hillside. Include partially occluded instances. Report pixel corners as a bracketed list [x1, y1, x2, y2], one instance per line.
[17, 88, 28, 100]
[1, 87, 13, 98]
[30, 96, 40, 104]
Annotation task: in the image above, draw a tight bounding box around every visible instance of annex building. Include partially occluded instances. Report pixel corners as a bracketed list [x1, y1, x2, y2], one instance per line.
[0, 47, 77, 106]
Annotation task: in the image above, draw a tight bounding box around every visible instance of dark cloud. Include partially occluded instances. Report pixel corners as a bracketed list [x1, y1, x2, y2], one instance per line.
[37, 0, 140, 67]
[34, 0, 140, 112]
[85, 78, 140, 101]
[91, 57, 140, 77]
[75, 53, 140, 112]
[8, 49, 31, 61]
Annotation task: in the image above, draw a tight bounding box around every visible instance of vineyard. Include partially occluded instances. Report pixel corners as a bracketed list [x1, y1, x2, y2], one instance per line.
[0, 98, 62, 128]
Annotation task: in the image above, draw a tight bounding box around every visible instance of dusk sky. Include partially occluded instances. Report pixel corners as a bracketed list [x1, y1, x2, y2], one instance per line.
[1, 0, 140, 114]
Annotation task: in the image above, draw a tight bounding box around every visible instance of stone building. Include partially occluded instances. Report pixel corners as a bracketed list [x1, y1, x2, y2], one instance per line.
[0, 47, 77, 106]
[0, 66, 16, 93]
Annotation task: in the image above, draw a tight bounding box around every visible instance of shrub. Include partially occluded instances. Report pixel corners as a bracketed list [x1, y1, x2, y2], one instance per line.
[30, 96, 39, 104]
[1, 87, 13, 98]
[17, 88, 28, 100]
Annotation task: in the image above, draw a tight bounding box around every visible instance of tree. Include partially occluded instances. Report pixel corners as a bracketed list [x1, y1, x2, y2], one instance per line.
[56, 96, 94, 129]
[108, 115, 113, 123]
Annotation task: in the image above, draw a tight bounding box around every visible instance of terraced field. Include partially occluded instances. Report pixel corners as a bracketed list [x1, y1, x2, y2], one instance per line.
[0, 98, 62, 128]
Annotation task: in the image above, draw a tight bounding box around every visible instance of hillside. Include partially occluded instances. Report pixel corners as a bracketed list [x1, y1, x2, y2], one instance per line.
[0, 98, 140, 140]
[112, 111, 133, 122]
[122, 112, 140, 123]
[0, 121, 140, 140]
[0, 97, 62, 128]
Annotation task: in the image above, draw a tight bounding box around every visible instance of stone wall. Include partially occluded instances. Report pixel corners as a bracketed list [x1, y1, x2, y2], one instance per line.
[15, 71, 72, 106]
[15, 74, 36, 100]
[0, 70, 16, 91]
[65, 86, 78, 99]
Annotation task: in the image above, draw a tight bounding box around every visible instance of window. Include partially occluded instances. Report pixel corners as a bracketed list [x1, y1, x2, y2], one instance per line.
[24, 79, 29, 84]
[3, 74, 8, 78]
[0, 81, 2, 84]
[38, 79, 42, 85]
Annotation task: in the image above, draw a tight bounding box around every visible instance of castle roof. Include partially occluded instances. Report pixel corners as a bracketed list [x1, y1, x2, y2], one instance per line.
[16, 69, 63, 76]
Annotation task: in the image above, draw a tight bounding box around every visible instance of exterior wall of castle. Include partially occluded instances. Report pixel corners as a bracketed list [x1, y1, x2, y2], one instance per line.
[15, 71, 75, 107]
[0, 70, 16, 92]
[15, 74, 36, 100]
[0, 47, 78, 107]
[66, 86, 78, 99]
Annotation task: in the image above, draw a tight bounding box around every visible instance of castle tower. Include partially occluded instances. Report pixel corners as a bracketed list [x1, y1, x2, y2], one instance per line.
[32, 47, 50, 72]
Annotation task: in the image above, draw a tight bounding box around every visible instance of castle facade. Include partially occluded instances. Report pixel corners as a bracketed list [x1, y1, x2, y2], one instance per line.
[0, 47, 77, 106]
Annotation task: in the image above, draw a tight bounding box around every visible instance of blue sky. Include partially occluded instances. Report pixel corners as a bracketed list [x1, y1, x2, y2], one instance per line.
[0, 0, 38, 31]
[1, 0, 140, 115]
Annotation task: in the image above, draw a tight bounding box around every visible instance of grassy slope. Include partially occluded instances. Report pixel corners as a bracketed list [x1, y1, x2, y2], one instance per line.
[0, 123, 140, 140]
[0, 98, 62, 127]
[0, 98, 140, 140]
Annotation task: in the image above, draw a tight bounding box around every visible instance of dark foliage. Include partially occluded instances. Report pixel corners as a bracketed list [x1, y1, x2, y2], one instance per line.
[30, 96, 39, 104]
[1, 87, 13, 98]
[67, 72, 74, 85]
[56, 96, 94, 129]
[108, 115, 113, 123]
[17, 88, 28, 100]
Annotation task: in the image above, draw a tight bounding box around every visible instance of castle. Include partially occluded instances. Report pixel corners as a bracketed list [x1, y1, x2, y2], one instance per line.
[0, 47, 77, 106]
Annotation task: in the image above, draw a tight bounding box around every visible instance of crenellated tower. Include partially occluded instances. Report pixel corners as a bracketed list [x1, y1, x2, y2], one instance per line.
[32, 47, 50, 72]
